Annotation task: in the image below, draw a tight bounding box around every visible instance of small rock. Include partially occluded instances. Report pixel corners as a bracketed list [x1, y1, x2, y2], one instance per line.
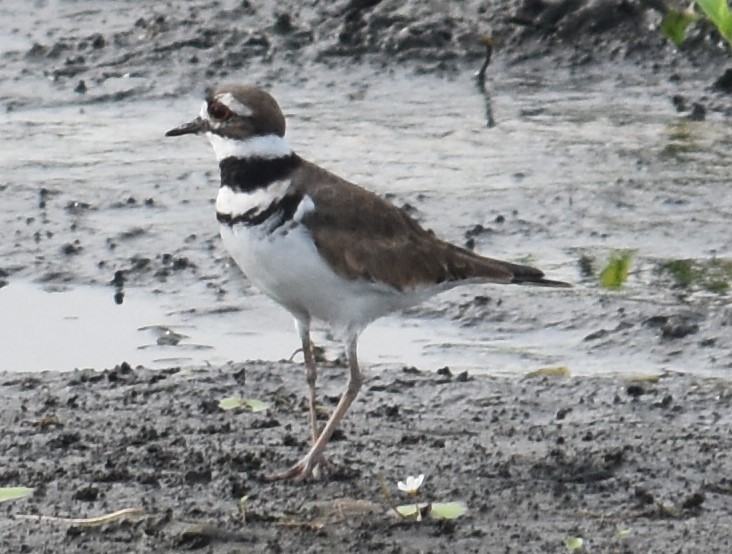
[688, 103, 706, 122]
[90, 33, 106, 49]
[184, 468, 212, 485]
[556, 407, 572, 420]
[634, 486, 654, 505]
[61, 242, 82, 255]
[73, 486, 99, 502]
[713, 68, 732, 93]
[661, 317, 699, 339]
[274, 13, 294, 33]
[583, 329, 609, 341]
[436, 366, 452, 378]
[671, 94, 686, 112]
[682, 491, 705, 510]
[578, 255, 593, 277]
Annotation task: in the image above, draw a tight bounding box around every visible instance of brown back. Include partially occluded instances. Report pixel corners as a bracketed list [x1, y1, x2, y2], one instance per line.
[291, 160, 554, 291]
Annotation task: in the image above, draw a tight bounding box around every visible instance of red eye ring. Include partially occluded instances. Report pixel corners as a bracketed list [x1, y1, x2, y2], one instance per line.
[208, 101, 232, 121]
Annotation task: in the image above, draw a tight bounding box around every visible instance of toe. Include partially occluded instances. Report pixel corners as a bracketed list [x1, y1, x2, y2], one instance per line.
[264, 453, 323, 482]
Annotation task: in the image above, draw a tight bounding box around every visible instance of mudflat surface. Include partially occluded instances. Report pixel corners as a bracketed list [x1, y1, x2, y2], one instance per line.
[3, 0, 732, 552]
[2, 363, 732, 553]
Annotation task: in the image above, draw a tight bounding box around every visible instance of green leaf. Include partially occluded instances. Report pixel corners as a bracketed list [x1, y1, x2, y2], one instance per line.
[525, 366, 571, 379]
[395, 501, 467, 520]
[625, 373, 661, 384]
[0, 487, 34, 503]
[697, 0, 730, 28]
[218, 396, 269, 412]
[565, 536, 584, 550]
[219, 396, 243, 410]
[395, 503, 429, 518]
[698, 0, 732, 43]
[660, 9, 700, 45]
[600, 251, 634, 289]
[244, 399, 269, 412]
[430, 501, 468, 519]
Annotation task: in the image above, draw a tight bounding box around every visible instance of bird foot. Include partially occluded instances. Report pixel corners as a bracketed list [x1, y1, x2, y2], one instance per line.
[264, 452, 329, 482]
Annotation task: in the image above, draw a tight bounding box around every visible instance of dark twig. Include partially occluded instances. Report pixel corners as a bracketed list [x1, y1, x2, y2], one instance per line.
[476, 36, 496, 128]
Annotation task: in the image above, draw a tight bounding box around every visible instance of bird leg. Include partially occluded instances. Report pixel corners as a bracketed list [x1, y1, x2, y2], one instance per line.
[300, 330, 321, 446]
[266, 335, 362, 481]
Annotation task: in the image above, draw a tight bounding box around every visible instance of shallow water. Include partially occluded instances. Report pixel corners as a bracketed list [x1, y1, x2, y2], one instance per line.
[0, 280, 685, 377]
[2, 66, 730, 376]
[0, 281, 480, 373]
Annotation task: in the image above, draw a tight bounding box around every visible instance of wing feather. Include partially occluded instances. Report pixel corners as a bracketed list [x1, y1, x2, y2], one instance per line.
[290, 161, 568, 291]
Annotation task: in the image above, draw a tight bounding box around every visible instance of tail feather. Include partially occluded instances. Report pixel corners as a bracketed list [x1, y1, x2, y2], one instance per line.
[513, 276, 572, 288]
[468, 254, 571, 288]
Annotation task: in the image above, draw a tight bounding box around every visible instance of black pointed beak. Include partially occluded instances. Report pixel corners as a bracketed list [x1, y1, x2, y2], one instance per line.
[165, 117, 209, 137]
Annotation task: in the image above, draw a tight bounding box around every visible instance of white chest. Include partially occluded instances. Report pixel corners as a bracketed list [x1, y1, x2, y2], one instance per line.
[215, 180, 291, 220]
[219, 220, 341, 324]
[218, 217, 426, 336]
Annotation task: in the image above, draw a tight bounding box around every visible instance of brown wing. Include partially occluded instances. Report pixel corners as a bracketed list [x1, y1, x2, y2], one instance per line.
[291, 160, 568, 291]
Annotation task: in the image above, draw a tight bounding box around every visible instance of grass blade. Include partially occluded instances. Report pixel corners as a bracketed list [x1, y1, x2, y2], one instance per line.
[0, 487, 33, 503]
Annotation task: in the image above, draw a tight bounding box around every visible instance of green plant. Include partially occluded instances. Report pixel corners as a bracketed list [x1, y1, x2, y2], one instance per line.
[395, 501, 468, 520]
[661, 0, 732, 48]
[0, 487, 33, 503]
[698, 0, 732, 44]
[661, 259, 695, 286]
[661, 7, 700, 45]
[218, 396, 269, 412]
[660, 258, 732, 293]
[382, 474, 468, 522]
[600, 251, 634, 289]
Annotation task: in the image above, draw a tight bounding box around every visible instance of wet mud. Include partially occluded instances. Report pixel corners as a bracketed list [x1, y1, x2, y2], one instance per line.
[2, 363, 732, 553]
[2, 0, 732, 552]
[3, 0, 732, 108]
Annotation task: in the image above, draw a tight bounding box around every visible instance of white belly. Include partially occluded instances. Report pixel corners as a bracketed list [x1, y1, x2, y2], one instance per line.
[219, 222, 427, 336]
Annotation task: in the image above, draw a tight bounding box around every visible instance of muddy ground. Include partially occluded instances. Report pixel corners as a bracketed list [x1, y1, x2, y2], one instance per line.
[3, 0, 732, 111]
[3, 0, 732, 552]
[2, 363, 732, 553]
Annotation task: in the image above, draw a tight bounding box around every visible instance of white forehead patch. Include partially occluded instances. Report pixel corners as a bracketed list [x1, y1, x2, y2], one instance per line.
[217, 92, 253, 117]
[207, 133, 293, 161]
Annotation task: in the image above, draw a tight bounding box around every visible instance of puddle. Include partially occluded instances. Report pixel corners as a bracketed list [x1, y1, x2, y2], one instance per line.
[0, 281, 534, 374]
[0, 281, 689, 378]
[0, 282, 462, 372]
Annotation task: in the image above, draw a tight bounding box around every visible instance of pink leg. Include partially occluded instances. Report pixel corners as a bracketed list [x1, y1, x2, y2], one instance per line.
[266, 335, 362, 481]
[296, 321, 321, 445]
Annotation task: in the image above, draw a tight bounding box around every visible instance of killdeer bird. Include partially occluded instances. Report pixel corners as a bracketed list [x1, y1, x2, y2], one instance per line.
[166, 85, 570, 481]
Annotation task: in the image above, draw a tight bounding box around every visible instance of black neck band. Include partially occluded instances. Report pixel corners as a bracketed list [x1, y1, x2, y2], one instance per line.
[219, 154, 301, 191]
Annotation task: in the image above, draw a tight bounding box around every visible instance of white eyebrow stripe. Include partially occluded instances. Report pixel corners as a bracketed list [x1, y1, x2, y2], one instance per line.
[217, 92, 253, 117]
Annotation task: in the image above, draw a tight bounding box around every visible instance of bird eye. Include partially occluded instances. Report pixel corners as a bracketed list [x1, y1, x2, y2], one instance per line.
[208, 101, 232, 121]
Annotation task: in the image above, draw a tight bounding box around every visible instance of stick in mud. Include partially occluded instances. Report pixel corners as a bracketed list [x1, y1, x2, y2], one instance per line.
[476, 36, 496, 128]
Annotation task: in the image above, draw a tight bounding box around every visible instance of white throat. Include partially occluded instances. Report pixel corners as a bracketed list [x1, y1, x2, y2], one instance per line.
[206, 133, 292, 162]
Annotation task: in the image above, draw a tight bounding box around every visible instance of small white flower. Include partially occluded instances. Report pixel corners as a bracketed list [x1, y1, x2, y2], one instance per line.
[397, 474, 425, 495]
